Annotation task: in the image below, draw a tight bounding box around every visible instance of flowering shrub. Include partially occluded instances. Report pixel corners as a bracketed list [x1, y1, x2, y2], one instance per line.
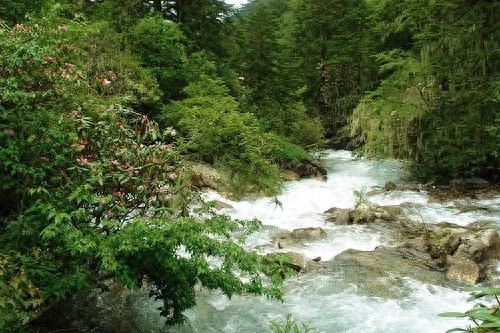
[0, 16, 281, 331]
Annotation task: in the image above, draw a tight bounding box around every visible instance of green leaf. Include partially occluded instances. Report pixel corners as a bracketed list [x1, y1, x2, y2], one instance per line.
[439, 312, 468, 318]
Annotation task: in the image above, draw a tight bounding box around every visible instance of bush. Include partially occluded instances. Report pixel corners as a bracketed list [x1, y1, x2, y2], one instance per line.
[0, 17, 281, 331]
[161, 75, 283, 195]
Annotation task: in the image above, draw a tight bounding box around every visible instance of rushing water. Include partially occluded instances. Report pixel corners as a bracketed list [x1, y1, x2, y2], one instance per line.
[156, 150, 500, 333]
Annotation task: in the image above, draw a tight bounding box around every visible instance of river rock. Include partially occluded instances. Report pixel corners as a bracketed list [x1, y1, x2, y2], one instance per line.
[282, 170, 300, 181]
[383, 182, 397, 191]
[421, 224, 500, 284]
[324, 208, 353, 225]
[190, 162, 224, 190]
[428, 232, 462, 261]
[282, 159, 327, 179]
[291, 227, 326, 240]
[263, 252, 320, 273]
[445, 258, 480, 284]
[452, 229, 500, 263]
[325, 246, 444, 298]
[272, 232, 304, 249]
[209, 200, 233, 210]
[352, 204, 401, 224]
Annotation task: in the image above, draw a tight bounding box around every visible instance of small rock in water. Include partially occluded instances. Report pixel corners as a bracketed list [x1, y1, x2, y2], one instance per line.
[291, 227, 327, 240]
[383, 182, 397, 191]
[324, 207, 353, 225]
[282, 170, 300, 181]
[209, 200, 233, 210]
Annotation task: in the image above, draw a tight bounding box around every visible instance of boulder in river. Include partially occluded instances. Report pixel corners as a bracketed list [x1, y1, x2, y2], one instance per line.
[383, 182, 397, 191]
[272, 232, 305, 249]
[324, 208, 353, 225]
[282, 159, 327, 180]
[325, 246, 445, 298]
[324, 204, 403, 226]
[263, 252, 320, 273]
[443, 228, 500, 284]
[291, 227, 327, 240]
[392, 220, 500, 284]
[189, 162, 225, 190]
[281, 170, 301, 181]
[207, 200, 233, 210]
[352, 204, 401, 224]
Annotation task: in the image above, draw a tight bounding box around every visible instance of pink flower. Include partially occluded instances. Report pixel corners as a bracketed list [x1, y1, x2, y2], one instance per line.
[76, 156, 88, 165]
[43, 55, 54, 62]
[168, 172, 177, 180]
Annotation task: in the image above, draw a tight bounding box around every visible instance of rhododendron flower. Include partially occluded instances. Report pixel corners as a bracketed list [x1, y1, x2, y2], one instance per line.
[76, 156, 89, 165]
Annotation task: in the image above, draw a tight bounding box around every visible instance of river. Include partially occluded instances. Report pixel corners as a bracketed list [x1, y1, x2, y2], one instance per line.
[42, 150, 499, 332]
[170, 150, 499, 332]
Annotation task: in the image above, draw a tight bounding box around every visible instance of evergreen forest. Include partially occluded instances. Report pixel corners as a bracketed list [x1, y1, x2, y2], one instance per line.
[0, 0, 499, 331]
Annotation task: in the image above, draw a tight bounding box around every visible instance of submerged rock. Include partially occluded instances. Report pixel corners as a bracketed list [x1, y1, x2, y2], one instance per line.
[325, 246, 445, 298]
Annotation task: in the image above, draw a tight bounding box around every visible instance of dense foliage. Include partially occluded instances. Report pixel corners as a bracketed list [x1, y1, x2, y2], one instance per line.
[1, 0, 499, 331]
[0, 5, 287, 331]
[351, 0, 500, 179]
[235, 0, 499, 180]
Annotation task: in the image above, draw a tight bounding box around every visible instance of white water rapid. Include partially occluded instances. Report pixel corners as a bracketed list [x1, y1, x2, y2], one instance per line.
[169, 150, 499, 332]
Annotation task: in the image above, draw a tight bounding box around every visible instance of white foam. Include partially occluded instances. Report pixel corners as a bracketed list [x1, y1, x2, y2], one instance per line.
[189, 150, 496, 332]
